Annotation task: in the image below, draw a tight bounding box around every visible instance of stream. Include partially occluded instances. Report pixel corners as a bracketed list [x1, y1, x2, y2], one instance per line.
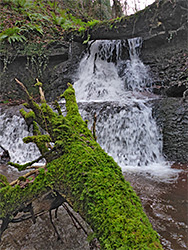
[0, 38, 187, 249]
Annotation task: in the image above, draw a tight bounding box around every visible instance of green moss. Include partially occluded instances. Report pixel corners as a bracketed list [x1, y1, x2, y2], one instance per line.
[0, 174, 9, 188]
[23, 134, 51, 144]
[0, 84, 163, 249]
[20, 108, 35, 120]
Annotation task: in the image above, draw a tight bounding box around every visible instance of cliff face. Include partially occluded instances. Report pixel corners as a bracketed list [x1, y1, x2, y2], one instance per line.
[141, 29, 188, 97]
[141, 14, 188, 164]
[67, 0, 187, 43]
[152, 98, 188, 163]
[0, 41, 86, 102]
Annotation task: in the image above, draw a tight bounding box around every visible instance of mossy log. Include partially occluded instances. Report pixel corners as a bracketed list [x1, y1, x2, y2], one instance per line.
[0, 82, 163, 249]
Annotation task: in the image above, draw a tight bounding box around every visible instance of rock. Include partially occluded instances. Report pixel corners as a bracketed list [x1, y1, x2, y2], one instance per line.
[0, 205, 96, 250]
[141, 29, 188, 94]
[0, 41, 86, 102]
[152, 98, 188, 163]
[165, 84, 187, 97]
[67, 0, 188, 44]
[0, 145, 10, 164]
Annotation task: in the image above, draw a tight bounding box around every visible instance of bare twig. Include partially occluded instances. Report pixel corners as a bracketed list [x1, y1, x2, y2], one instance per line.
[9, 169, 40, 186]
[92, 113, 97, 141]
[15, 78, 30, 99]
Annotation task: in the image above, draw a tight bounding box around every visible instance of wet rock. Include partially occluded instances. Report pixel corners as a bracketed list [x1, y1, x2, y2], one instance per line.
[141, 33, 188, 93]
[0, 145, 10, 164]
[0, 42, 86, 102]
[0, 191, 101, 250]
[152, 98, 188, 163]
[0, 205, 94, 250]
[165, 84, 187, 97]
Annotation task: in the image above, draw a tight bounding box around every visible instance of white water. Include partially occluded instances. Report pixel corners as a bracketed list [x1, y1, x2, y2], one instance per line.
[120, 37, 152, 91]
[74, 39, 180, 182]
[0, 110, 41, 165]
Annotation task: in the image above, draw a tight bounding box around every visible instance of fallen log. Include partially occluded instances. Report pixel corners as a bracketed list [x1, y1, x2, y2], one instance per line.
[0, 81, 163, 249]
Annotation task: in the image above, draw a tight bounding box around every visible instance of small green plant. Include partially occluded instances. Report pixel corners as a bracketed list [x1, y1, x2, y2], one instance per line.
[2, 0, 33, 9]
[87, 19, 100, 28]
[68, 13, 86, 27]
[78, 26, 86, 33]
[27, 12, 50, 22]
[0, 27, 26, 44]
[51, 12, 66, 26]
[21, 23, 43, 35]
[47, 0, 59, 11]
[83, 34, 91, 44]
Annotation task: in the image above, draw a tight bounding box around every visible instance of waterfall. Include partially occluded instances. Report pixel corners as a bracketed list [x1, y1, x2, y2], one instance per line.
[119, 37, 152, 91]
[0, 38, 180, 181]
[74, 38, 180, 182]
[74, 40, 125, 102]
[0, 108, 41, 164]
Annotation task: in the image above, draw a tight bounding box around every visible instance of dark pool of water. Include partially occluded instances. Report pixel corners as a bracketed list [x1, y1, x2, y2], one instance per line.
[124, 164, 188, 250]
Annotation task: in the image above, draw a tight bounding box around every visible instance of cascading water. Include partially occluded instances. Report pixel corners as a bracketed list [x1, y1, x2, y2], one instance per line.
[119, 37, 153, 91]
[74, 38, 180, 182]
[0, 38, 180, 180]
[0, 107, 41, 164]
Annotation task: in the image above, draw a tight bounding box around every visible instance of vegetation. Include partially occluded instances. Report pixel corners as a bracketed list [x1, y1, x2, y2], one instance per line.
[0, 1, 127, 47]
[0, 82, 163, 249]
[0, 0, 112, 46]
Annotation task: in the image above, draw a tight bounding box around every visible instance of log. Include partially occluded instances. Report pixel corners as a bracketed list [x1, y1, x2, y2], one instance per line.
[0, 82, 163, 249]
[66, 0, 188, 44]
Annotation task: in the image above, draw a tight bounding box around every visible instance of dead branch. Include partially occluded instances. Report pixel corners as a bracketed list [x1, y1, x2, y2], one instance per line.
[92, 113, 97, 141]
[36, 78, 46, 103]
[9, 169, 40, 186]
[15, 78, 31, 99]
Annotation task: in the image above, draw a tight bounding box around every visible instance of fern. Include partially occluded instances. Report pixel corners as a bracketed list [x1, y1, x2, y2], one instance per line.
[47, 0, 59, 11]
[0, 27, 27, 44]
[61, 19, 74, 30]
[27, 13, 50, 22]
[68, 13, 86, 27]
[87, 19, 100, 28]
[21, 23, 43, 35]
[51, 12, 66, 26]
[2, 0, 33, 9]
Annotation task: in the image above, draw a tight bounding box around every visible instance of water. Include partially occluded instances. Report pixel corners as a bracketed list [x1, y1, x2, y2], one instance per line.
[74, 38, 180, 182]
[120, 38, 152, 91]
[0, 106, 41, 165]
